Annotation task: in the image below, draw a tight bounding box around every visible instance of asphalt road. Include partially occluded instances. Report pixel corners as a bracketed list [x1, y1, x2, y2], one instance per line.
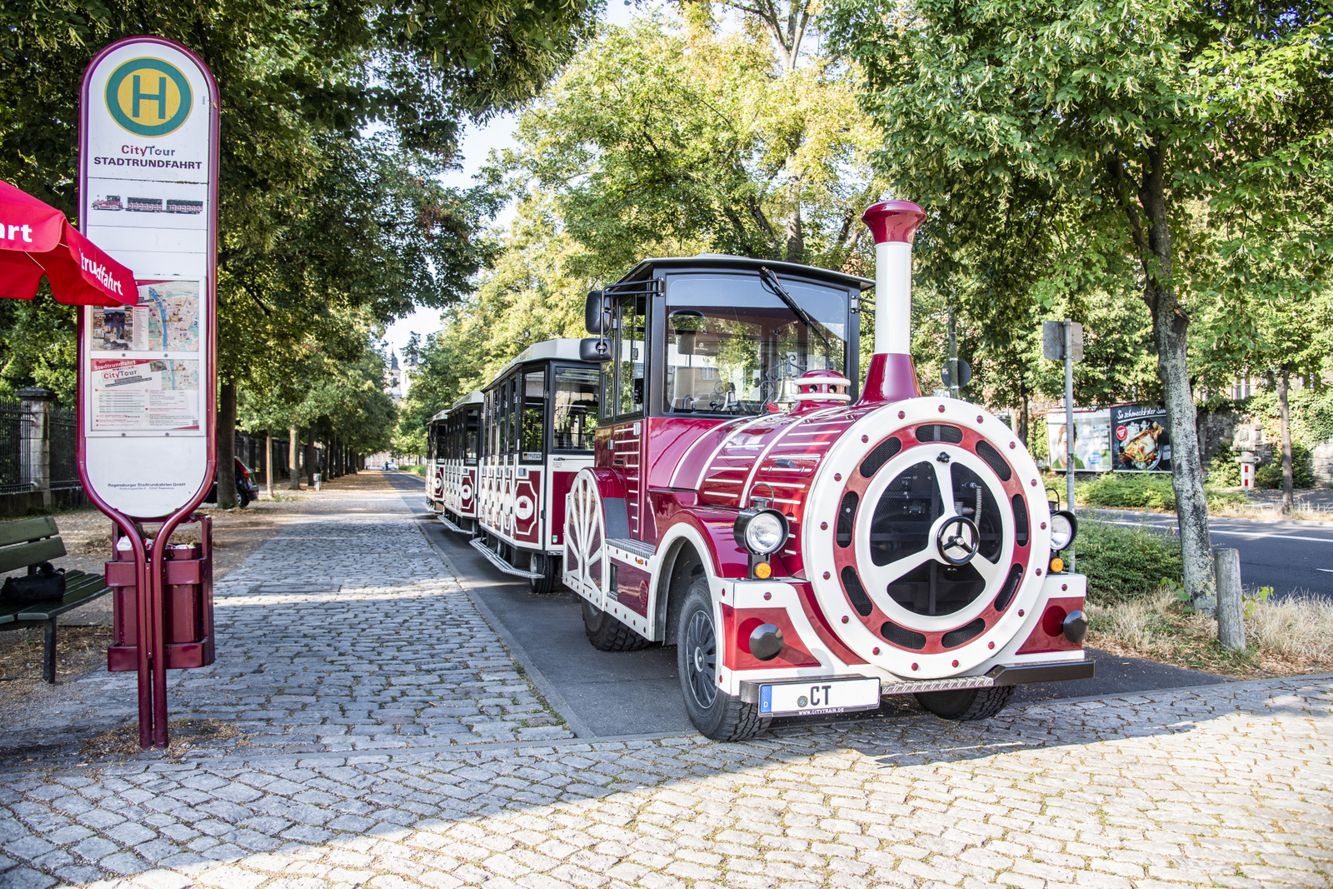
[1089, 508, 1333, 601]
[383, 473, 1224, 739]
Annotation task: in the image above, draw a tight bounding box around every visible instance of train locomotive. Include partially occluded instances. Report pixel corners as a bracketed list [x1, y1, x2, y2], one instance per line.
[560, 201, 1091, 740]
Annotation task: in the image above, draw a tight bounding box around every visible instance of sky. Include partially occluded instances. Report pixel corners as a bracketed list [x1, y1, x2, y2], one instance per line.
[382, 1, 647, 360]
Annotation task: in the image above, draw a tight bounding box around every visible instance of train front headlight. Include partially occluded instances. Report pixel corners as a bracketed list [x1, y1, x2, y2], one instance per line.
[735, 508, 788, 556]
[1050, 510, 1077, 552]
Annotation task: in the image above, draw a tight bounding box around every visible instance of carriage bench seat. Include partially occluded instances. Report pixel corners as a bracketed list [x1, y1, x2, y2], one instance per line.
[0, 516, 110, 683]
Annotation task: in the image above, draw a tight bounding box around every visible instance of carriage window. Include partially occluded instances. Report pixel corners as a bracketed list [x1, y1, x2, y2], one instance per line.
[486, 392, 497, 459]
[464, 408, 480, 464]
[615, 293, 646, 418]
[553, 366, 599, 451]
[664, 272, 848, 414]
[521, 370, 545, 463]
[506, 376, 519, 457]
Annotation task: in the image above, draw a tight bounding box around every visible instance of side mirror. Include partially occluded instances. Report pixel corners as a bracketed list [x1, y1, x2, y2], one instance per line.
[585, 289, 608, 335]
[580, 337, 612, 362]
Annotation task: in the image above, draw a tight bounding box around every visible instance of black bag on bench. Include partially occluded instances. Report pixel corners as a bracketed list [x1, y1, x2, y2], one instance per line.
[1, 562, 66, 605]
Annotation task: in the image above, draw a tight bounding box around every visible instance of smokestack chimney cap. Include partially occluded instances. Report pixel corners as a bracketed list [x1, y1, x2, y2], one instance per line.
[862, 200, 925, 245]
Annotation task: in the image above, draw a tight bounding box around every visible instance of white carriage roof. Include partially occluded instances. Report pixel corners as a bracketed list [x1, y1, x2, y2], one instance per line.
[613, 254, 873, 291]
[450, 390, 483, 410]
[488, 338, 587, 385]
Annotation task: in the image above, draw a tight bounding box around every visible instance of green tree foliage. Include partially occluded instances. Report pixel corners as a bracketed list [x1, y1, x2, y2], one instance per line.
[0, 0, 602, 500]
[826, 0, 1333, 601]
[405, 3, 887, 431]
[500, 6, 885, 276]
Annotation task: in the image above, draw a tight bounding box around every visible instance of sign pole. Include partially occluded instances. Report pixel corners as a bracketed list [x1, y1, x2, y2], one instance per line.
[78, 37, 220, 749]
[1063, 320, 1076, 570]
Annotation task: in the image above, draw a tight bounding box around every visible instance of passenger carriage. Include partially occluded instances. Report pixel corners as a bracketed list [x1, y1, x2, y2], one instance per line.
[468, 340, 600, 593]
[562, 201, 1090, 740]
[426, 407, 449, 514]
[435, 391, 483, 532]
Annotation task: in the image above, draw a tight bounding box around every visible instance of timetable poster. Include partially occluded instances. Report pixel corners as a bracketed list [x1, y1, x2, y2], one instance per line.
[90, 358, 201, 432]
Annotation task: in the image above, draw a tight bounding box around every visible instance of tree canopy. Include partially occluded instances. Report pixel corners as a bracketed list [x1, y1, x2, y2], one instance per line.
[0, 0, 603, 496]
[826, 0, 1333, 599]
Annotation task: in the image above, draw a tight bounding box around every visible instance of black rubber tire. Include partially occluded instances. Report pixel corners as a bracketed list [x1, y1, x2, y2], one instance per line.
[675, 577, 768, 741]
[529, 552, 561, 595]
[914, 685, 1014, 721]
[237, 489, 251, 509]
[582, 599, 653, 651]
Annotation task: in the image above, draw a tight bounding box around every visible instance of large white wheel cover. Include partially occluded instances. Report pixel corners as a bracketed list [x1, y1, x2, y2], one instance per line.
[802, 397, 1052, 679]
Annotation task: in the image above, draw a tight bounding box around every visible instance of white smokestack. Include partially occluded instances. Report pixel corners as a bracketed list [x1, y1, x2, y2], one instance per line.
[861, 200, 925, 357]
[857, 200, 926, 405]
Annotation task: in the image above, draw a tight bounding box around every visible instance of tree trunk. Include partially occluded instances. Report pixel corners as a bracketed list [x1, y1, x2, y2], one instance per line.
[218, 381, 237, 509]
[1131, 144, 1214, 607]
[265, 431, 275, 499]
[288, 425, 301, 490]
[1278, 368, 1294, 514]
[304, 431, 316, 487]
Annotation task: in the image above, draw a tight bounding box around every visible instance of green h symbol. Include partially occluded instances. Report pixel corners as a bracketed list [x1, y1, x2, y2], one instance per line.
[131, 73, 168, 119]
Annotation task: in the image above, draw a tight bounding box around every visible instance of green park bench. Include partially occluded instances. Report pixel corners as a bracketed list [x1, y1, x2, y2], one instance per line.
[0, 516, 110, 683]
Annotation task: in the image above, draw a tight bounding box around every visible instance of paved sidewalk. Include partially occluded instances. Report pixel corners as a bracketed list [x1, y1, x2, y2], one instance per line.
[0, 474, 1329, 888]
[0, 473, 569, 760]
[0, 675, 1329, 888]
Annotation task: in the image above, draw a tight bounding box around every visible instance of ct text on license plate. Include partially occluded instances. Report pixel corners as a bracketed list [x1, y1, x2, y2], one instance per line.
[758, 677, 881, 717]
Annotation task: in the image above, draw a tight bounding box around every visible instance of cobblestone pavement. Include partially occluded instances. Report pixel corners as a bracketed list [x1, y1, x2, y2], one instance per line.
[1, 474, 1330, 888]
[0, 676, 1328, 888]
[0, 473, 570, 758]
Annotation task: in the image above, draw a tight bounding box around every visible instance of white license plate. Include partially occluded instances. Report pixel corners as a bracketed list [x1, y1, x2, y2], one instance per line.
[758, 677, 881, 717]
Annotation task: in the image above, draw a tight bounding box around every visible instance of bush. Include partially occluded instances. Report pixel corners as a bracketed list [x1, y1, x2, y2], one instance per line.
[1075, 472, 1247, 511]
[1206, 447, 1241, 486]
[1254, 444, 1315, 489]
[1075, 520, 1183, 605]
[1080, 473, 1177, 510]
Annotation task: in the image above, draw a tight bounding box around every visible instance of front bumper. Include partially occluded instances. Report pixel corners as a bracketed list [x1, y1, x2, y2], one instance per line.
[737, 658, 1094, 705]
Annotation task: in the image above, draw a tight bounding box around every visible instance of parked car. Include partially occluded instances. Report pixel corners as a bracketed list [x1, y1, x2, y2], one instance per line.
[384, 461, 399, 471]
[206, 458, 260, 508]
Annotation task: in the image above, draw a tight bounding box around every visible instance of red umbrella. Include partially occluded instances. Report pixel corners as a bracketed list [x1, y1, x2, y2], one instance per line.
[0, 179, 137, 307]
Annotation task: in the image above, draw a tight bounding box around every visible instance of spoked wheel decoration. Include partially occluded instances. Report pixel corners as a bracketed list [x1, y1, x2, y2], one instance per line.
[804, 399, 1052, 678]
[564, 471, 606, 598]
[683, 608, 718, 710]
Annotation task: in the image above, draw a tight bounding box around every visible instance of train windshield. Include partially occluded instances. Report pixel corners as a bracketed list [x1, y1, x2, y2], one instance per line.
[664, 272, 849, 414]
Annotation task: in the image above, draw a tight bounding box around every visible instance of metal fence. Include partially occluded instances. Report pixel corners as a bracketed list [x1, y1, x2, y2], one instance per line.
[0, 397, 22, 494]
[50, 406, 79, 490]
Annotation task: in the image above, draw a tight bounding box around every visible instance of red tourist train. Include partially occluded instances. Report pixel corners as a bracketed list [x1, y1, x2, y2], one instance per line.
[436, 202, 1090, 740]
[428, 390, 482, 530]
[433, 340, 600, 593]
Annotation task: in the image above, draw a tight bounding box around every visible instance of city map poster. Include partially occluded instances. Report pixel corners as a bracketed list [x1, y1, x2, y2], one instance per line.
[90, 358, 200, 432]
[91, 280, 200, 352]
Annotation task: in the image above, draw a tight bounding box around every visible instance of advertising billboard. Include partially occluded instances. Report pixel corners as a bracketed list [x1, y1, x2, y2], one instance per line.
[1045, 408, 1112, 473]
[1110, 405, 1172, 473]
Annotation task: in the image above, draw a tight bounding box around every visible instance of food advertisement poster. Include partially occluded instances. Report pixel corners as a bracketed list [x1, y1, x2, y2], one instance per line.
[1045, 409, 1112, 473]
[1111, 404, 1172, 473]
